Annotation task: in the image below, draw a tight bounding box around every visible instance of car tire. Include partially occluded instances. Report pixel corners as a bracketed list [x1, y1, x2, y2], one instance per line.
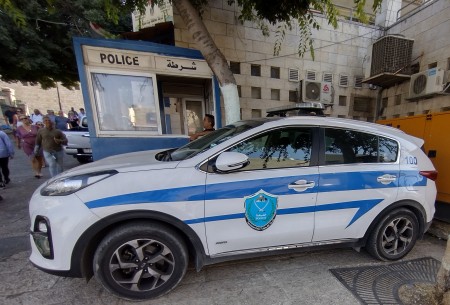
[366, 208, 419, 261]
[93, 222, 188, 300]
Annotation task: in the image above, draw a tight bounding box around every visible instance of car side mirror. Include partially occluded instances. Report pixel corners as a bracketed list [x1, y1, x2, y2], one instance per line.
[215, 152, 249, 172]
[82, 117, 88, 128]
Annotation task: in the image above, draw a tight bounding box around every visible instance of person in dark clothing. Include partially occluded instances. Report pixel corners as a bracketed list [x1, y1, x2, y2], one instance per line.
[35, 116, 68, 177]
[189, 114, 215, 141]
[0, 130, 14, 187]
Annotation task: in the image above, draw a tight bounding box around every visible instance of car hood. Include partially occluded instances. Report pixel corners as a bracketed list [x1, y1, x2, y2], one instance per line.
[59, 149, 179, 177]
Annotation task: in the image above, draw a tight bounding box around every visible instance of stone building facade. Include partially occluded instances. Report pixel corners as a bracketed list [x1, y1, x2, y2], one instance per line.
[173, 0, 384, 121]
[171, 0, 448, 121]
[381, 0, 450, 118]
[0, 81, 84, 117]
[1, 0, 448, 123]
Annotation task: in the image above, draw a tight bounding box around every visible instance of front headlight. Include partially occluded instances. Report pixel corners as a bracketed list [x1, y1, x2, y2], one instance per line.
[40, 170, 118, 196]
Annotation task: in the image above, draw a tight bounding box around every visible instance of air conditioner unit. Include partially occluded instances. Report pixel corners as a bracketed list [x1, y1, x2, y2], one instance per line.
[321, 82, 333, 104]
[409, 68, 445, 99]
[301, 80, 321, 102]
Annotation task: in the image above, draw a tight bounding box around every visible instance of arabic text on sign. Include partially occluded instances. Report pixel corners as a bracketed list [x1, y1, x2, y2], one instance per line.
[100, 53, 139, 66]
[167, 60, 197, 71]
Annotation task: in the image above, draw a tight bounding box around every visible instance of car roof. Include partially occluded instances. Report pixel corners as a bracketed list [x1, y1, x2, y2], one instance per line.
[235, 116, 423, 147]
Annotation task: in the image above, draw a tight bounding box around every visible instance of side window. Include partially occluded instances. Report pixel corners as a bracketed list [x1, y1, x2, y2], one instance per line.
[324, 129, 378, 164]
[228, 128, 313, 170]
[379, 136, 398, 162]
[324, 129, 399, 164]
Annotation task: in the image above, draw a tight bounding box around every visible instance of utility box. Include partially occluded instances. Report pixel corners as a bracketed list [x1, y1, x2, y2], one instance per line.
[377, 112, 450, 221]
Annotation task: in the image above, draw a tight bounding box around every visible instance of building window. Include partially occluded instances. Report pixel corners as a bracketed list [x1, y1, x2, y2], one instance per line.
[339, 74, 349, 87]
[306, 70, 317, 81]
[230, 62, 240, 74]
[395, 94, 401, 105]
[270, 67, 280, 79]
[251, 87, 261, 99]
[339, 95, 347, 106]
[353, 97, 371, 112]
[91, 72, 161, 135]
[379, 97, 388, 116]
[251, 64, 261, 76]
[411, 63, 420, 74]
[251, 109, 262, 118]
[428, 62, 437, 69]
[237, 85, 242, 97]
[354, 76, 363, 88]
[289, 90, 298, 102]
[288, 68, 299, 82]
[271, 89, 280, 100]
[323, 73, 333, 83]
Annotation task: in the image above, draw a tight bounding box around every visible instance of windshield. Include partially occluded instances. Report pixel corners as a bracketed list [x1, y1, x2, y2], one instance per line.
[170, 120, 268, 161]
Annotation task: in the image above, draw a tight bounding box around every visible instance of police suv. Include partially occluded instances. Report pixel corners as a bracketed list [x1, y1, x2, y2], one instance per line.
[29, 116, 437, 300]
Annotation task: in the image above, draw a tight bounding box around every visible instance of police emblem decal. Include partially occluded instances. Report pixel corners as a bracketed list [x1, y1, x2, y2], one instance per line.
[244, 190, 278, 231]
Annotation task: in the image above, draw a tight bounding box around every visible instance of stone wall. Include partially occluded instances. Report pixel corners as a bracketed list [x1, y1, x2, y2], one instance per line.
[382, 0, 450, 118]
[0, 81, 84, 116]
[173, 0, 383, 121]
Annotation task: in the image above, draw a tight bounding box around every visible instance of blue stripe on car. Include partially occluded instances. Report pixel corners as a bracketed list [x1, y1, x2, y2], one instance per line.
[184, 199, 383, 227]
[85, 170, 425, 209]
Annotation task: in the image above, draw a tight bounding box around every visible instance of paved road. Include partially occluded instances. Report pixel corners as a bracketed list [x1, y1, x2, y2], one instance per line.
[0, 138, 446, 305]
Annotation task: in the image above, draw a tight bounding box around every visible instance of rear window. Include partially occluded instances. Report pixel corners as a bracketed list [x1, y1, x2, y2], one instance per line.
[324, 128, 398, 165]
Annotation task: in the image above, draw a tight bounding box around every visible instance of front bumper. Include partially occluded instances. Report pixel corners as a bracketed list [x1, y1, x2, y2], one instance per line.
[65, 147, 92, 157]
[29, 187, 100, 274]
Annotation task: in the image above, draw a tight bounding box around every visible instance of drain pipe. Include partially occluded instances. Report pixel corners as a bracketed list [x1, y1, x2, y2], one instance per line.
[374, 87, 384, 121]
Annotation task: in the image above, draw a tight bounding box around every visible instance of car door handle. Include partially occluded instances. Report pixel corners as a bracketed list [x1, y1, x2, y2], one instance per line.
[288, 180, 315, 192]
[82, 134, 90, 137]
[377, 174, 397, 185]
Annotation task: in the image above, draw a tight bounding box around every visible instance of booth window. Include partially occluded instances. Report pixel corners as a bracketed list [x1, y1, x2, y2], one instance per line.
[91, 73, 161, 135]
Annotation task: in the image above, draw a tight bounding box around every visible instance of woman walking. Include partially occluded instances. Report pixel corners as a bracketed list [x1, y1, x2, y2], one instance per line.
[16, 115, 44, 178]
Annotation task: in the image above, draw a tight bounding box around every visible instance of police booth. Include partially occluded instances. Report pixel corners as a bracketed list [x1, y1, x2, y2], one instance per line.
[73, 37, 221, 160]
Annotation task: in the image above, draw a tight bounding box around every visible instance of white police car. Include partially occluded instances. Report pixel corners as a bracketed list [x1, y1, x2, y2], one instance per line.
[29, 116, 437, 300]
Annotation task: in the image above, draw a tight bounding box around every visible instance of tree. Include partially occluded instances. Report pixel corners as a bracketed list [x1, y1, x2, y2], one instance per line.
[2, 0, 381, 122]
[0, 0, 132, 89]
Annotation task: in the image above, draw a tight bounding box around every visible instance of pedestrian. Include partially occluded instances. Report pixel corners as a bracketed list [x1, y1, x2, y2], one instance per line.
[0, 130, 15, 187]
[55, 110, 69, 131]
[31, 109, 43, 125]
[35, 116, 68, 177]
[16, 115, 44, 178]
[47, 110, 56, 124]
[68, 111, 79, 129]
[79, 108, 86, 121]
[189, 114, 215, 141]
[3, 106, 15, 127]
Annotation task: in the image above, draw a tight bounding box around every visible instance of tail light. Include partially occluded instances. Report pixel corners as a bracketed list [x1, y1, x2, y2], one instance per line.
[419, 170, 438, 181]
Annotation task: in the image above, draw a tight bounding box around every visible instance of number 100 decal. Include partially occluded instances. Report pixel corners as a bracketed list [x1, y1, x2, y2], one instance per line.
[405, 156, 418, 165]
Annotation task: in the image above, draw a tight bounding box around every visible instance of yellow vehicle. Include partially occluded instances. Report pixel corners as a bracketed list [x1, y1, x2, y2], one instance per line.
[377, 112, 450, 221]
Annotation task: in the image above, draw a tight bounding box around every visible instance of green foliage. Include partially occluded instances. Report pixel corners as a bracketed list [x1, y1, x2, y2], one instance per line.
[0, 0, 132, 89]
[1, 0, 385, 88]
